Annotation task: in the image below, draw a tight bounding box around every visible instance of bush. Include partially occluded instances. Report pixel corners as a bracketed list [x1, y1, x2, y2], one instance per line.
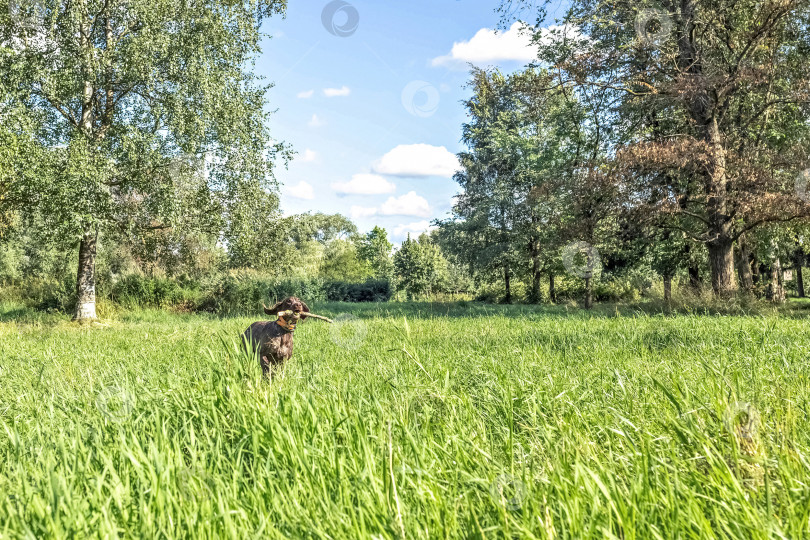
[15, 271, 393, 315]
[323, 279, 392, 302]
[110, 274, 199, 308]
[34, 274, 77, 312]
[594, 278, 640, 302]
[0, 276, 75, 312]
[195, 272, 328, 315]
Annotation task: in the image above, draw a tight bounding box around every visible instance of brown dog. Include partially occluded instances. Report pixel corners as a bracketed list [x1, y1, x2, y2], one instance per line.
[242, 297, 310, 378]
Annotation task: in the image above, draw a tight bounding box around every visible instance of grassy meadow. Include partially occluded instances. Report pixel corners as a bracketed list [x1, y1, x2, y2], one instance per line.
[1, 300, 810, 538]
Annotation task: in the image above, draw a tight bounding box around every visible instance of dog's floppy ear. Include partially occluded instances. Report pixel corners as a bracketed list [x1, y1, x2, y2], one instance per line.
[299, 299, 310, 320]
[264, 300, 285, 316]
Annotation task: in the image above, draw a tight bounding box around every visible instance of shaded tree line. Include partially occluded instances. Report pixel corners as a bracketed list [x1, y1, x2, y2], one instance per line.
[435, 0, 810, 305]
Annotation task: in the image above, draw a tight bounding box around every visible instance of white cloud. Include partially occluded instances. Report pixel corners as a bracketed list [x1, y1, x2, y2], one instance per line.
[299, 148, 317, 162]
[323, 86, 351, 97]
[297, 89, 314, 98]
[431, 21, 536, 67]
[285, 181, 314, 200]
[380, 191, 431, 217]
[308, 114, 325, 127]
[394, 220, 437, 237]
[332, 174, 396, 195]
[349, 192, 431, 219]
[350, 205, 378, 219]
[373, 144, 460, 177]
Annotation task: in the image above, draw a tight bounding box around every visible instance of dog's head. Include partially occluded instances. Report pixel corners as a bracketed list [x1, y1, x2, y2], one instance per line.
[265, 296, 310, 322]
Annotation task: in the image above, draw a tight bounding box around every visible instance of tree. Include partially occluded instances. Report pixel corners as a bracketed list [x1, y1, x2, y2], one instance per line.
[515, 0, 810, 294]
[1, 0, 289, 319]
[441, 65, 620, 306]
[318, 239, 372, 282]
[283, 213, 357, 245]
[442, 69, 535, 304]
[357, 226, 393, 280]
[393, 234, 449, 300]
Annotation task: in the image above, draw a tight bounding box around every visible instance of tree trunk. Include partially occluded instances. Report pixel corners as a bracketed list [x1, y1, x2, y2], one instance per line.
[676, 16, 736, 297]
[735, 236, 754, 291]
[549, 273, 556, 304]
[504, 266, 512, 304]
[688, 264, 701, 291]
[702, 113, 736, 296]
[529, 241, 541, 303]
[766, 257, 785, 303]
[751, 259, 762, 286]
[794, 251, 805, 298]
[664, 274, 672, 301]
[708, 239, 736, 296]
[74, 227, 98, 321]
[584, 277, 593, 309]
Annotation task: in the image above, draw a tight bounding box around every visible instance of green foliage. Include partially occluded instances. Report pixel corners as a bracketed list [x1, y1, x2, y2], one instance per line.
[393, 234, 450, 300]
[7, 272, 394, 314]
[192, 272, 328, 315]
[283, 212, 358, 245]
[357, 226, 394, 279]
[0, 0, 290, 317]
[323, 279, 393, 303]
[318, 239, 373, 282]
[110, 274, 199, 309]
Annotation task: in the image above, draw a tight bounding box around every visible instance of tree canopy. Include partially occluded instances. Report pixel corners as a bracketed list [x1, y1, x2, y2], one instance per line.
[1, 0, 289, 319]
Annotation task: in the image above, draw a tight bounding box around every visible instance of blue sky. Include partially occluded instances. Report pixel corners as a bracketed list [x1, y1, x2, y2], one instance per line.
[257, 0, 565, 242]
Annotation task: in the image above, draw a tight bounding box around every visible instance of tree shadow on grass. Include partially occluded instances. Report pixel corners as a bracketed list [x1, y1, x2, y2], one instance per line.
[0, 304, 44, 323]
[306, 298, 810, 321]
[11, 296, 810, 324]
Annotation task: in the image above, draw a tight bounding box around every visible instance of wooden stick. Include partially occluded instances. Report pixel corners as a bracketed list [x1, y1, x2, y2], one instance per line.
[263, 305, 333, 323]
[300, 312, 333, 323]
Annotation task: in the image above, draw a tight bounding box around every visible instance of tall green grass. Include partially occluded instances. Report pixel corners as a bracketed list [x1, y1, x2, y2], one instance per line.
[1, 301, 809, 538]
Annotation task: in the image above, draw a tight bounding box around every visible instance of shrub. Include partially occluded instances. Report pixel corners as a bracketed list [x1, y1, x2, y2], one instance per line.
[34, 274, 77, 312]
[323, 279, 392, 302]
[195, 272, 327, 315]
[110, 274, 199, 308]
